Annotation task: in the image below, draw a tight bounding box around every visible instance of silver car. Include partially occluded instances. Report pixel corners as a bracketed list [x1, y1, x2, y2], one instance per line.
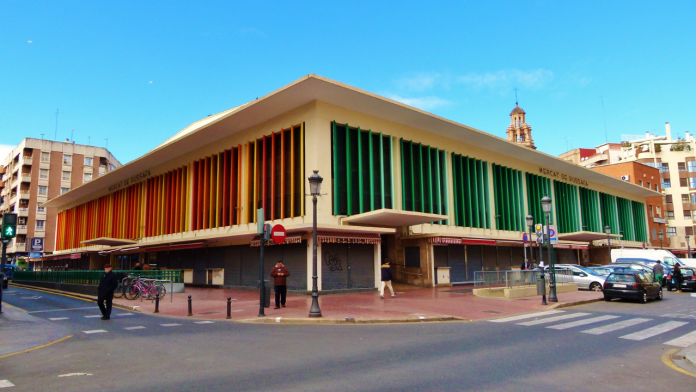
[546, 264, 607, 291]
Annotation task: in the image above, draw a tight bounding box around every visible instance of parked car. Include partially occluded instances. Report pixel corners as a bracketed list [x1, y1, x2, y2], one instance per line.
[666, 267, 696, 291]
[612, 248, 696, 268]
[603, 271, 662, 303]
[1, 264, 18, 289]
[589, 266, 614, 276]
[545, 264, 606, 291]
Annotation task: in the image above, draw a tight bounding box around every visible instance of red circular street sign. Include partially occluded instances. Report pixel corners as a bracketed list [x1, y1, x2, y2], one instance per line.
[271, 224, 287, 244]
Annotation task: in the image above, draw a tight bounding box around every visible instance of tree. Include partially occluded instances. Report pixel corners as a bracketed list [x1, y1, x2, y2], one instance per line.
[670, 138, 690, 151]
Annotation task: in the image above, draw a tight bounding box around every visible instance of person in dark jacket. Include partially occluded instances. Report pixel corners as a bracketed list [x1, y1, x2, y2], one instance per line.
[97, 264, 119, 320]
[673, 264, 683, 293]
[380, 260, 396, 299]
[270, 262, 290, 309]
[521, 259, 532, 270]
[133, 263, 143, 271]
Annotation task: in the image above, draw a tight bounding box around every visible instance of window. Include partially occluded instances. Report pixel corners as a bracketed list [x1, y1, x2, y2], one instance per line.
[678, 162, 686, 171]
[647, 182, 651, 189]
[667, 211, 675, 219]
[689, 161, 696, 172]
[649, 204, 654, 217]
[655, 184, 659, 191]
[61, 187, 69, 194]
[662, 179, 671, 188]
[83, 172, 92, 182]
[682, 194, 690, 203]
[652, 228, 657, 240]
[686, 227, 694, 236]
[666, 195, 673, 203]
[39, 169, 48, 179]
[660, 163, 670, 173]
[62, 171, 70, 181]
[38, 186, 47, 195]
[690, 178, 696, 189]
[685, 211, 692, 220]
[84, 157, 93, 166]
[680, 178, 688, 187]
[36, 220, 45, 230]
[644, 162, 656, 168]
[656, 206, 662, 217]
[667, 227, 677, 237]
[41, 152, 49, 162]
[639, 180, 643, 186]
[37, 206, 45, 213]
[692, 195, 696, 204]
[63, 155, 72, 165]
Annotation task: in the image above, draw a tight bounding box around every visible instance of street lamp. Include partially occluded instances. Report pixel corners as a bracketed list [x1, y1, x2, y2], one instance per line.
[526, 215, 534, 267]
[308, 170, 323, 318]
[541, 195, 557, 302]
[686, 235, 691, 259]
[605, 226, 612, 261]
[659, 230, 664, 250]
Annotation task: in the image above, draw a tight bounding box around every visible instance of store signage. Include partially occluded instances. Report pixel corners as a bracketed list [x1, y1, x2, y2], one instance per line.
[538, 167, 589, 187]
[30, 237, 44, 252]
[108, 170, 151, 192]
[653, 217, 666, 224]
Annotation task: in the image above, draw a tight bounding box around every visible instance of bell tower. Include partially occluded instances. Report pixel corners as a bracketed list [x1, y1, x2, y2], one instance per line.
[506, 94, 536, 149]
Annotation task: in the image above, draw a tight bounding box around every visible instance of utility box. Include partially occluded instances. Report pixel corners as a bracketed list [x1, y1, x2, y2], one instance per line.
[536, 273, 546, 295]
[435, 267, 451, 285]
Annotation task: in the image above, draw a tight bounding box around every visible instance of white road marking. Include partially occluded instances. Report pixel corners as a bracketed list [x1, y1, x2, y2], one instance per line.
[0, 380, 15, 388]
[115, 313, 133, 316]
[547, 315, 620, 330]
[620, 321, 689, 341]
[582, 318, 652, 335]
[124, 326, 146, 330]
[160, 323, 181, 327]
[488, 310, 565, 323]
[664, 330, 696, 347]
[517, 313, 590, 326]
[48, 317, 69, 321]
[28, 307, 98, 314]
[57, 373, 92, 377]
[20, 296, 42, 300]
[230, 309, 244, 313]
[84, 315, 102, 318]
[82, 330, 107, 334]
[194, 321, 214, 324]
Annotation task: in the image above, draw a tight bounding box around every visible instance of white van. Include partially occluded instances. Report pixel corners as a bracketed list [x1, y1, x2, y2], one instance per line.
[610, 249, 696, 268]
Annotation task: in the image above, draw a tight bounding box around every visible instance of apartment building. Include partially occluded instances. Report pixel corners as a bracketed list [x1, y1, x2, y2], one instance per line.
[0, 138, 120, 261]
[560, 122, 696, 256]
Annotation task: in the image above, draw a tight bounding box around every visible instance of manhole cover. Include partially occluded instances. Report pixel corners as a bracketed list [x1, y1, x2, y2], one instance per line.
[199, 311, 220, 315]
[483, 311, 502, 314]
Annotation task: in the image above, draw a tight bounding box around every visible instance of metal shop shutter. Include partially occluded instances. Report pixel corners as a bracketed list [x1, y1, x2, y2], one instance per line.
[223, 246, 243, 286]
[482, 246, 498, 271]
[266, 242, 307, 291]
[448, 244, 467, 282]
[240, 247, 260, 287]
[322, 243, 349, 290]
[510, 247, 524, 269]
[348, 244, 375, 289]
[434, 246, 448, 268]
[466, 245, 483, 280]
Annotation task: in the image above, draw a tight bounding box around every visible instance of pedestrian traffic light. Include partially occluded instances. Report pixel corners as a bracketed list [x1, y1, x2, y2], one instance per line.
[1, 213, 17, 240]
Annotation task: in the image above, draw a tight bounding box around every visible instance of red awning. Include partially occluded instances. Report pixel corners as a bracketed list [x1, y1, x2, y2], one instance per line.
[139, 242, 206, 253]
[317, 231, 381, 245]
[671, 249, 689, 254]
[250, 236, 303, 247]
[553, 244, 589, 250]
[427, 236, 496, 245]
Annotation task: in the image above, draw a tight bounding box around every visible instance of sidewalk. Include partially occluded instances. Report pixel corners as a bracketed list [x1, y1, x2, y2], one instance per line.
[0, 304, 72, 358]
[112, 284, 603, 324]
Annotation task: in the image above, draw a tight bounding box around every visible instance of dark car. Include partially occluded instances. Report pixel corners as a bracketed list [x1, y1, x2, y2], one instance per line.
[603, 272, 662, 303]
[666, 268, 696, 291]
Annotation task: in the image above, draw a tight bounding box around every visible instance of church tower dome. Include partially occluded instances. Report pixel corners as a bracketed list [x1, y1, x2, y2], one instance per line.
[506, 99, 536, 150]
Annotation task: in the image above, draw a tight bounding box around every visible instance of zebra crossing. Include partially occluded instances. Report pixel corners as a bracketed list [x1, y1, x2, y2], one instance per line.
[489, 310, 696, 348]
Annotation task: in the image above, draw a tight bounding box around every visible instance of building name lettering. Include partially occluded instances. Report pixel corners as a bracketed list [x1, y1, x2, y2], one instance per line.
[538, 167, 589, 187]
[108, 170, 151, 192]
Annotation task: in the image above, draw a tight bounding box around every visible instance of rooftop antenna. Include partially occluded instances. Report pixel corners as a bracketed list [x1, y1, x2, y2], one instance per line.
[54, 109, 59, 141]
[600, 96, 608, 142]
[40, 133, 45, 140]
[514, 87, 519, 106]
[88, 136, 91, 145]
[71, 128, 74, 143]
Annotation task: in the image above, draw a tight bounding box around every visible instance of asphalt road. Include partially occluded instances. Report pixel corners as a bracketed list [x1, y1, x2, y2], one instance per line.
[1, 286, 695, 392]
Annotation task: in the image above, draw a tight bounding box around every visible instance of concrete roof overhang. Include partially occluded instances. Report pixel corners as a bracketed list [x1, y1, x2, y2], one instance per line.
[557, 231, 622, 242]
[43, 74, 662, 210]
[342, 209, 447, 227]
[81, 237, 138, 246]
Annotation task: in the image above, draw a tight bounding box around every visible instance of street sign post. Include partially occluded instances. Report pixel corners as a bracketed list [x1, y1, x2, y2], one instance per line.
[544, 225, 558, 245]
[270, 224, 286, 244]
[257, 209, 267, 317]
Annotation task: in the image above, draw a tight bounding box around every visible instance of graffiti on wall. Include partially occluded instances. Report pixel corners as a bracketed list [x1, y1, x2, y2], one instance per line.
[324, 253, 343, 272]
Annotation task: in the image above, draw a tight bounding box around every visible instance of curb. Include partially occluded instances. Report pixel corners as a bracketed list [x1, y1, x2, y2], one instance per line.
[9, 283, 141, 313]
[236, 315, 466, 325]
[549, 297, 603, 309]
[683, 349, 696, 370]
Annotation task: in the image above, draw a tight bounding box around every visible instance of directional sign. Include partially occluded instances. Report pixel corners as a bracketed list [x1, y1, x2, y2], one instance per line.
[270, 224, 287, 244]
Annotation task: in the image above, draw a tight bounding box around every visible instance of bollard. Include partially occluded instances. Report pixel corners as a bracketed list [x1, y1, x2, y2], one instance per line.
[226, 297, 231, 319]
[188, 295, 192, 317]
[154, 293, 160, 313]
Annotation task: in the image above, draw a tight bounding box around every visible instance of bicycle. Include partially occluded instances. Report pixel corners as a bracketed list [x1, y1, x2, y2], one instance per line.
[124, 276, 166, 300]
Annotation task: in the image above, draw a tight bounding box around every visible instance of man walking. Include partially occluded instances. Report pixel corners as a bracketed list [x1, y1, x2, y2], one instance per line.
[653, 260, 664, 286]
[97, 264, 118, 320]
[380, 260, 396, 299]
[270, 261, 290, 309]
[521, 259, 532, 270]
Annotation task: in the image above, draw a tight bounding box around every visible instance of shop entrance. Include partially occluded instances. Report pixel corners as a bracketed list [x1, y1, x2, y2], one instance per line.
[321, 243, 375, 290]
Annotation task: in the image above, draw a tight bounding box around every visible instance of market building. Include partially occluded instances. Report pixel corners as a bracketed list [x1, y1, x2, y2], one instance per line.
[42, 75, 659, 291]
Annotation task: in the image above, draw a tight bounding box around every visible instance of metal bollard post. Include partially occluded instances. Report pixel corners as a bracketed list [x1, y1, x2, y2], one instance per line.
[154, 293, 160, 313]
[188, 295, 192, 317]
[226, 297, 231, 319]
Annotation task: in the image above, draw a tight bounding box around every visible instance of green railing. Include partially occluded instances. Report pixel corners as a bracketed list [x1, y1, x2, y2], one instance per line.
[13, 270, 183, 285]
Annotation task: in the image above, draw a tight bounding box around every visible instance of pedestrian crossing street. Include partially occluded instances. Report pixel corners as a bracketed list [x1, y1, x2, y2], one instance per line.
[489, 310, 696, 348]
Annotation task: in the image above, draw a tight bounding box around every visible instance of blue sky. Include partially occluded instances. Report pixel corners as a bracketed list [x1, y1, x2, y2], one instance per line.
[1, 1, 695, 163]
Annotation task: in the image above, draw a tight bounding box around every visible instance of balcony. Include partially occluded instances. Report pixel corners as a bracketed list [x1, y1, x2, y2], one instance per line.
[17, 225, 27, 235]
[20, 155, 33, 166]
[11, 243, 26, 253]
[20, 174, 31, 182]
[19, 190, 30, 200]
[17, 207, 29, 217]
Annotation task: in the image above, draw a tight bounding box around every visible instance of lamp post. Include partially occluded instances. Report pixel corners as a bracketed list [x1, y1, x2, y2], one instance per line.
[308, 170, 323, 318]
[659, 230, 664, 250]
[541, 195, 557, 302]
[605, 226, 612, 261]
[686, 235, 691, 259]
[526, 215, 534, 267]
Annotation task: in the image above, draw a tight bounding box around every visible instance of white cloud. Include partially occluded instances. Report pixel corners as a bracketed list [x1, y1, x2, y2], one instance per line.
[148, 81, 153, 84]
[386, 95, 451, 111]
[27, 40, 32, 43]
[457, 69, 554, 90]
[395, 73, 444, 92]
[0, 144, 15, 162]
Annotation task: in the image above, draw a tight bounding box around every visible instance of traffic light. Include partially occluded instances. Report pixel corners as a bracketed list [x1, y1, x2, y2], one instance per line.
[1, 213, 17, 240]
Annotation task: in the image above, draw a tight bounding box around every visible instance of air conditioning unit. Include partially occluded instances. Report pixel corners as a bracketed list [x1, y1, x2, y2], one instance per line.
[620, 175, 630, 181]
